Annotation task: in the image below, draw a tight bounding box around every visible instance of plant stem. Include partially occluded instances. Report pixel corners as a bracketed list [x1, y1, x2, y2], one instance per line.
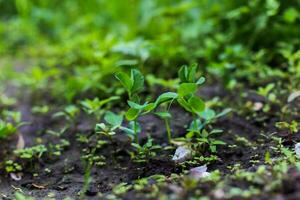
[134, 120, 138, 144]
[164, 118, 172, 143]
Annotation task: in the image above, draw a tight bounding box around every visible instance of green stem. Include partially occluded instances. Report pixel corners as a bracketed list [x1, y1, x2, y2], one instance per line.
[134, 120, 138, 144]
[164, 118, 172, 143]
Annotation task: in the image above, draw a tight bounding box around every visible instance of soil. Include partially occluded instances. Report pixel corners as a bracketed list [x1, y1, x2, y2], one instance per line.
[1, 83, 300, 200]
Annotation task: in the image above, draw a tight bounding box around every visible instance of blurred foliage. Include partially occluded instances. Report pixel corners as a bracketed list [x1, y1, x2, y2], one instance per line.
[0, 0, 300, 102]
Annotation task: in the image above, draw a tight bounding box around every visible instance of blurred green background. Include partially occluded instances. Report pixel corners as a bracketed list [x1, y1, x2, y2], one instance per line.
[1, 0, 300, 102]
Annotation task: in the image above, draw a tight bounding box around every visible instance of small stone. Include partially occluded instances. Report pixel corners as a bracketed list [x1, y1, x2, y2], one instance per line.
[189, 165, 210, 179]
[295, 143, 300, 157]
[253, 102, 263, 111]
[172, 146, 192, 163]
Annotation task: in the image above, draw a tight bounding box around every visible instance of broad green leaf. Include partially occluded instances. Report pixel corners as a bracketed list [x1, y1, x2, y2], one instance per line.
[188, 96, 205, 113]
[125, 108, 139, 121]
[155, 92, 178, 106]
[178, 83, 197, 97]
[104, 111, 123, 128]
[131, 69, 144, 94]
[115, 72, 132, 92]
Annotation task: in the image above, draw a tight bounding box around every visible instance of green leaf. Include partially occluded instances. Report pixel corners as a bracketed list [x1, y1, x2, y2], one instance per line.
[188, 64, 197, 83]
[127, 101, 147, 110]
[155, 92, 178, 106]
[142, 103, 156, 114]
[188, 96, 205, 113]
[215, 108, 232, 118]
[115, 72, 133, 92]
[178, 65, 188, 82]
[131, 69, 144, 94]
[125, 108, 139, 121]
[199, 108, 216, 121]
[178, 83, 197, 97]
[104, 111, 123, 128]
[99, 96, 120, 106]
[196, 77, 205, 85]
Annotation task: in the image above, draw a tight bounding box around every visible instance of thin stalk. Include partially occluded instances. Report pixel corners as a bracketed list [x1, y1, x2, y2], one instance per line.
[164, 118, 172, 143]
[133, 120, 138, 144]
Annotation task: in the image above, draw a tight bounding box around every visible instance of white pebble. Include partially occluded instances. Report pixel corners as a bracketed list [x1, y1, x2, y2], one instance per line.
[189, 165, 211, 179]
[295, 143, 300, 157]
[172, 146, 192, 163]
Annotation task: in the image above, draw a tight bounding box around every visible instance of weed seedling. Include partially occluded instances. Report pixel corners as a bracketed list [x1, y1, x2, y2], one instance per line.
[0, 111, 28, 139]
[130, 136, 161, 163]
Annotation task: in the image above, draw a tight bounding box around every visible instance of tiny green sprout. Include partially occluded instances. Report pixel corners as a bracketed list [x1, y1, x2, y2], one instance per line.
[130, 136, 161, 163]
[14, 145, 47, 160]
[186, 108, 231, 153]
[257, 83, 276, 102]
[53, 105, 79, 126]
[275, 120, 299, 134]
[5, 160, 22, 173]
[0, 111, 28, 139]
[31, 105, 50, 114]
[95, 111, 123, 141]
[0, 119, 17, 139]
[80, 96, 119, 120]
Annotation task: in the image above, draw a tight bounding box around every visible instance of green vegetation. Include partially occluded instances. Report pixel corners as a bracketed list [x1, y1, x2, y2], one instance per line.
[1, 0, 300, 199]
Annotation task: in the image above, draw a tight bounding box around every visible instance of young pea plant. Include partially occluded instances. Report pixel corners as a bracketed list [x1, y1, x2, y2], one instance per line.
[115, 69, 179, 143]
[176, 64, 231, 153]
[115, 69, 144, 143]
[80, 96, 119, 121]
[176, 64, 206, 133]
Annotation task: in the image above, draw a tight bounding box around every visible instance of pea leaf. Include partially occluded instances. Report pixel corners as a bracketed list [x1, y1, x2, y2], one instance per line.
[115, 72, 133, 92]
[155, 92, 178, 106]
[188, 96, 205, 113]
[125, 108, 139, 121]
[131, 69, 144, 94]
[104, 111, 123, 128]
[178, 83, 197, 97]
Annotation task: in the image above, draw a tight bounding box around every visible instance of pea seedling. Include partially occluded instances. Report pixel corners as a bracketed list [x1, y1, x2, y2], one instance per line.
[80, 96, 119, 121]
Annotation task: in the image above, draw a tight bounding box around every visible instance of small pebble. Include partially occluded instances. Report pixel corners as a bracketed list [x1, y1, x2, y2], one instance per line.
[189, 165, 211, 179]
[172, 146, 192, 163]
[295, 143, 300, 157]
